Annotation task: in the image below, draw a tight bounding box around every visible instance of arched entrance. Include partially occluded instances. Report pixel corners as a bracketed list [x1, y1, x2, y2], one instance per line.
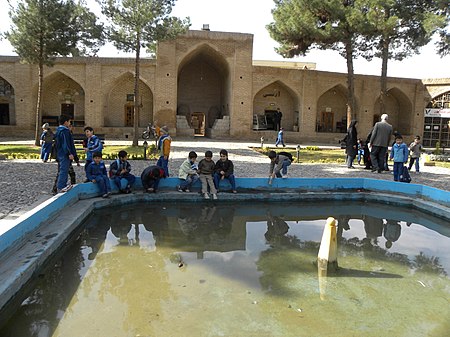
[0, 77, 15, 125]
[177, 45, 229, 137]
[316, 85, 348, 133]
[106, 72, 153, 127]
[41, 71, 85, 126]
[253, 81, 298, 131]
[374, 87, 412, 135]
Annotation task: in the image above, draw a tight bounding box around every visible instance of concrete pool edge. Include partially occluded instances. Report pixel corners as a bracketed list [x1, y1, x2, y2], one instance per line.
[0, 177, 449, 314]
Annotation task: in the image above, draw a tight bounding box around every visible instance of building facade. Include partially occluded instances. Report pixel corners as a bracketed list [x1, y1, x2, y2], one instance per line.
[0, 29, 448, 144]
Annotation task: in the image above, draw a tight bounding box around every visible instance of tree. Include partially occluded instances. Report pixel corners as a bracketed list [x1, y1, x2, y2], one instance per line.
[5, 0, 104, 146]
[434, 0, 450, 56]
[267, 0, 373, 125]
[98, 0, 190, 146]
[363, 0, 449, 115]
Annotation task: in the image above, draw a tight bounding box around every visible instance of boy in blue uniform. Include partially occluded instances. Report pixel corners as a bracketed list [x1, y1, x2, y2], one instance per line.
[86, 152, 111, 198]
[389, 135, 409, 182]
[83, 126, 103, 178]
[55, 115, 77, 193]
[109, 150, 136, 193]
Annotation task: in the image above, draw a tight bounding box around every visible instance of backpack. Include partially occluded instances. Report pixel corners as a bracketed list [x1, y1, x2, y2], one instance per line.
[50, 132, 58, 161]
[43, 129, 54, 143]
[109, 159, 120, 178]
[399, 166, 411, 183]
[278, 151, 293, 161]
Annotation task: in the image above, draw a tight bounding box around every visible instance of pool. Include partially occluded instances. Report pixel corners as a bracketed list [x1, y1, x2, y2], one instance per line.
[1, 201, 449, 337]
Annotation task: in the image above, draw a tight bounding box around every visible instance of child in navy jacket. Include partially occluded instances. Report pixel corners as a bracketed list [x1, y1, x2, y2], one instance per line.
[86, 152, 111, 198]
[389, 135, 409, 182]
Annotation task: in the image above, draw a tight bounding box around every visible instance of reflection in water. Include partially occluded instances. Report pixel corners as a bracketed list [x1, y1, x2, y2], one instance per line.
[0, 201, 449, 337]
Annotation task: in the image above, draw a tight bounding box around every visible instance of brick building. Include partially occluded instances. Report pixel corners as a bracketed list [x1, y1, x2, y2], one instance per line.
[0, 29, 449, 144]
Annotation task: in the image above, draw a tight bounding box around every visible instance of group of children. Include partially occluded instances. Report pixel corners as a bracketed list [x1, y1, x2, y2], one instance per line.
[177, 149, 238, 199]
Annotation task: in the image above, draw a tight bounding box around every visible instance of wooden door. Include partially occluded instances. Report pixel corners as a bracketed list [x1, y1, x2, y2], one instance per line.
[321, 111, 334, 132]
[125, 105, 134, 127]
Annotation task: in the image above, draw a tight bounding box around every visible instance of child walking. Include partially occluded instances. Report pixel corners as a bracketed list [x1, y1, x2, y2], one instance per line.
[408, 135, 424, 173]
[275, 128, 285, 147]
[389, 135, 409, 182]
[198, 150, 217, 200]
[109, 150, 136, 193]
[40, 123, 53, 162]
[177, 151, 199, 192]
[86, 152, 111, 198]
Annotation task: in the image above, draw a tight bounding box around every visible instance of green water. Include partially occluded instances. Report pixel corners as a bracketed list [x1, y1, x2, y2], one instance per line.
[1, 201, 449, 337]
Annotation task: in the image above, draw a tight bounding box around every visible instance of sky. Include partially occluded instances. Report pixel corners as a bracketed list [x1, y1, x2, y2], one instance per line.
[1, 0, 449, 79]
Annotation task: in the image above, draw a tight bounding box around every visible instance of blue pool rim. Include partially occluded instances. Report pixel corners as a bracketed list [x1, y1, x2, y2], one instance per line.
[0, 177, 449, 313]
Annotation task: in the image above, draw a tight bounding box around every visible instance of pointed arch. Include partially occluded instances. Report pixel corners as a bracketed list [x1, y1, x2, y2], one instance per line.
[316, 85, 348, 133]
[37, 71, 85, 122]
[0, 76, 15, 125]
[106, 72, 153, 127]
[253, 80, 299, 131]
[177, 44, 230, 134]
[374, 87, 412, 135]
[426, 90, 450, 109]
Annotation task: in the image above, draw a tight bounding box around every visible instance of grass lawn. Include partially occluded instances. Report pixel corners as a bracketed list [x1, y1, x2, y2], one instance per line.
[1, 144, 449, 168]
[0, 144, 158, 160]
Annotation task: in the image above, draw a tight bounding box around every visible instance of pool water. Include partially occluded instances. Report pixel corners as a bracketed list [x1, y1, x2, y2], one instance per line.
[1, 201, 449, 337]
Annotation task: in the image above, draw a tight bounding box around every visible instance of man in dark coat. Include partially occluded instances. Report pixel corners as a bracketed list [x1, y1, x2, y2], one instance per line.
[369, 114, 393, 173]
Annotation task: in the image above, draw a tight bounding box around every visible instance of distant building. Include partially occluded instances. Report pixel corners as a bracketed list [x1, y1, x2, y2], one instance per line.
[0, 29, 448, 145]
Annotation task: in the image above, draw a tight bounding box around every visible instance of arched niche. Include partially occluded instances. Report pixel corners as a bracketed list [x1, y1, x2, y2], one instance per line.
[316, 85, 348, 133]
[41, 71, 85, 123]
[177, 44, 230, 133]
[374, 88, 412, 135]
[253, 81, 299, 131]
[106, 72, 153, 127]
[0, 76, 15, 125]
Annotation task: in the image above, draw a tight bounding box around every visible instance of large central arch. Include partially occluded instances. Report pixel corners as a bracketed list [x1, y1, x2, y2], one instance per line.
[177, 44, 230, 136]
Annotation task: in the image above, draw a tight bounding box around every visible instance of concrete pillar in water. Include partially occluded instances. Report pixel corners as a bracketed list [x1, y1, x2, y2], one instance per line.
[317, 217, 338, 300]
[318, 217, 338, 272]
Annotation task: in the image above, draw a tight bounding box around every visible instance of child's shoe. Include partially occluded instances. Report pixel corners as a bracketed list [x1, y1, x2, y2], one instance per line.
[185, 189, 190, 192]
[282, 173, 288, 179]
[212, 194, 218, 200]
[102, 193, 109, 198]
[203, 193, 210, 199]
[177, 185, 183, 192]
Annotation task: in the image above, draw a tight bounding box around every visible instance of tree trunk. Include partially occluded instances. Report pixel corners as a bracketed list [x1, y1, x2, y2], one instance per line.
[345, 40, 356, 126]
[132, 34, 141, 147]
[379, 37, 389, 116]
[34, 62, 44, 146]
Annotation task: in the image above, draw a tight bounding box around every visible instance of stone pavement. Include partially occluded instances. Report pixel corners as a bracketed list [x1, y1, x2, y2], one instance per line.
[0, 138, 449, 220]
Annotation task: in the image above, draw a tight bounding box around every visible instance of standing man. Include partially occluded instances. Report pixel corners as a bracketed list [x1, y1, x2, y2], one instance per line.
[156, 125, 172, 177]
[369, 114, 393, 173]
[55, 115, 77, 193]
[274, 108, 283, 131]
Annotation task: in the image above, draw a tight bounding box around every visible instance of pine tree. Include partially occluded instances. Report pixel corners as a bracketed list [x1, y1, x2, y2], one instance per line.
[5, 0, 104, 145]
[98, 0, 190, 146]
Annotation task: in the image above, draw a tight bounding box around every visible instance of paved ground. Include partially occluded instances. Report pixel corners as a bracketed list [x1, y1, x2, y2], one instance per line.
[0, 138, 449, 220]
